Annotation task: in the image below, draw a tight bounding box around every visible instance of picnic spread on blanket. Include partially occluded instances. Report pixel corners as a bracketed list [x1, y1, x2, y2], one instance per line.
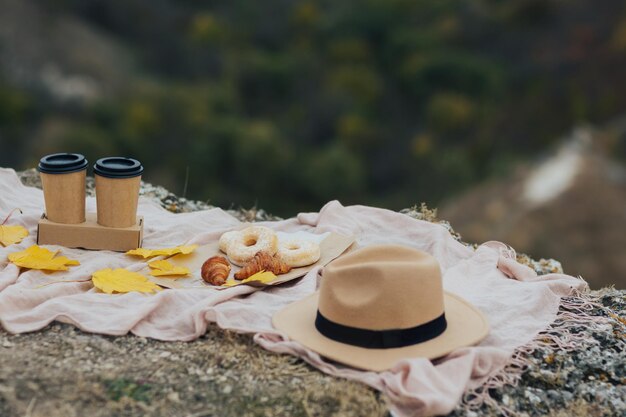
[0, 154, 588, 417]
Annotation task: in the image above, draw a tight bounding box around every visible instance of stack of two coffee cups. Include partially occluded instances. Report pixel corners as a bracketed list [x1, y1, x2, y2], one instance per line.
[38, 153, 144, 228]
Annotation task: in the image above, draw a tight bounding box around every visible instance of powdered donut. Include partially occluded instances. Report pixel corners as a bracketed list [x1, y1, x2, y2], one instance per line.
[278, 239, 321, 267]
[218, 230, 238, 253]
[220, 226, 278, 266]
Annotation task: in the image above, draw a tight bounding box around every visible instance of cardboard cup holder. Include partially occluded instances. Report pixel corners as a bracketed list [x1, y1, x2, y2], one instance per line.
[36, 154, 146, 251]
[37, 213, 143, 252]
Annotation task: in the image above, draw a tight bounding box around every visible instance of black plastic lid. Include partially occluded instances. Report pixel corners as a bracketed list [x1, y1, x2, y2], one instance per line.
[94, 157, 144, 179]
[38, 153, 88, 174]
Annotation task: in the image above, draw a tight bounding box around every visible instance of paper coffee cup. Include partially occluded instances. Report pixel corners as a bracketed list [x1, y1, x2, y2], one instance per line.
[94, 157, 144, 228]
[38, 153, 88, 224]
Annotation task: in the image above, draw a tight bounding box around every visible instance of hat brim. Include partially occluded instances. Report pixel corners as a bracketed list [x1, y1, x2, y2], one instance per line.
[272, 292, 489, 372]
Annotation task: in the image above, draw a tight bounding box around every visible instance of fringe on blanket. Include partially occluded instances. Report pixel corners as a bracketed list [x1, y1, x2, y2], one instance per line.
[458, 288, 613, 416]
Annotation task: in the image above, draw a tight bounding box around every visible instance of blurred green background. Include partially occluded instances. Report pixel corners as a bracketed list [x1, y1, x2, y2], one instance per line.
[0, 0, 626, 286]
[1, 0, 624, 215]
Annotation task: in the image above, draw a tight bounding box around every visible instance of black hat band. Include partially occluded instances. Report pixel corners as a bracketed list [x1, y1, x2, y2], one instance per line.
[315, 311, 447, 349]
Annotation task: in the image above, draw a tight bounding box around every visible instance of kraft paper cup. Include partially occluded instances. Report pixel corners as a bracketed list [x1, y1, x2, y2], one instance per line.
[38, 153, 88, 224]
[94, 157, 144, 228]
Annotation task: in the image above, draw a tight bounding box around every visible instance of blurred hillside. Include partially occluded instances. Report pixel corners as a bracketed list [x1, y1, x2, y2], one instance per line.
[1, 0, 626, 217]
[441, 122, 626, 288]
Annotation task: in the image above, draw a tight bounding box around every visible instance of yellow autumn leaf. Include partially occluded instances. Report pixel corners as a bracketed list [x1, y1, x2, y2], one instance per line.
[8, 245, 80, 271]
[126, 244, 198, 258]
[148, 260, 190, 277]
[222, 270, 277, 287]
[92, 268, 161, 294]
[0, 225, 28, 247]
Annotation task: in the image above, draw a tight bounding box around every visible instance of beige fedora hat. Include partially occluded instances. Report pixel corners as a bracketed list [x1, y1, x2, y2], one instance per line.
[273, 245, 489, 371]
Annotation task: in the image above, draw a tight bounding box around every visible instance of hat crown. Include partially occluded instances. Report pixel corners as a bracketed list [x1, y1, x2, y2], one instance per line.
[319, 245, 444, 330]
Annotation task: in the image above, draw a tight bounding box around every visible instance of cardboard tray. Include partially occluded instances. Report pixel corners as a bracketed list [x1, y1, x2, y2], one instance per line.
[147, 232, 355, 289]
[37, 213, 143, 252]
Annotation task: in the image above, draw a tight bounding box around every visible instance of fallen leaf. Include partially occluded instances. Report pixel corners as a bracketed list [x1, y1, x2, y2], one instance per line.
[8, 245, 80, 271]
[92, 268, 161, 294]
[148, 260, 190, 277]
[0, 225, 28, 247]
[222, 270, 277, 287]
[126, 245, 198, 258]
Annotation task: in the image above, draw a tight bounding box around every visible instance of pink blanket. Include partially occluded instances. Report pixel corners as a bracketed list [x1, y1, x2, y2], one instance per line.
[0, 168, 587, 416]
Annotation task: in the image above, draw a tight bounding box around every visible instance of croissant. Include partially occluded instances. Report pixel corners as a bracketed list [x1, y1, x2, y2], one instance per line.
[201, 256, 231, 285]
[234, 251, 291, 280]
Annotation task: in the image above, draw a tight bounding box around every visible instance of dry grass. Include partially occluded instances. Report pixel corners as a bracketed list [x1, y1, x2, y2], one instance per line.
[0, 323, 388, 417]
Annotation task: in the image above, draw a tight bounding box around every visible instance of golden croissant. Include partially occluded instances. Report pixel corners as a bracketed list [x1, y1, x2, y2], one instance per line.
[201, 256, 231, 285]
[234, 251, 291, 280]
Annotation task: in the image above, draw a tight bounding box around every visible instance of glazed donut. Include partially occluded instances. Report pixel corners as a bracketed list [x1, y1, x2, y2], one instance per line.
[219, 226, 278, 266]
[278, 239, 321, 267]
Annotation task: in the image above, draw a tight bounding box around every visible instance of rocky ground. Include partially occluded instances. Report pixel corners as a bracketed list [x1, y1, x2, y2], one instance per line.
[0, 170, 623, 417]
